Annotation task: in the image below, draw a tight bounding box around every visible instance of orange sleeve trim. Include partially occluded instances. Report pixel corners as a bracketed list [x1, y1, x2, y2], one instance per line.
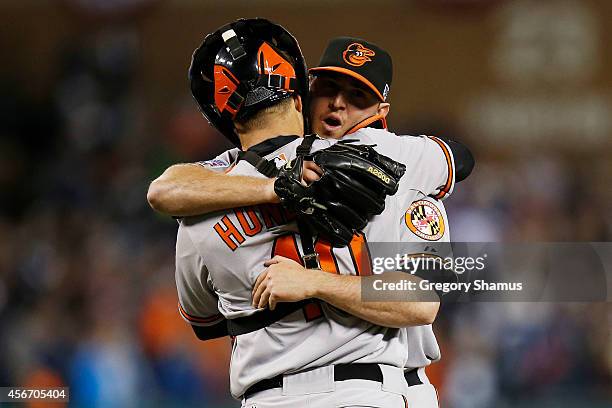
[178, 303, 222, 324]
[427, 136, 454, 199]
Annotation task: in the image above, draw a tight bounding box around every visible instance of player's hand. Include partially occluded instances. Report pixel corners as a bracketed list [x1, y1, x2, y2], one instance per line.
[302, 160, 322, 185]
[268, 161, 320, 201]
[252, 256, 319, 310]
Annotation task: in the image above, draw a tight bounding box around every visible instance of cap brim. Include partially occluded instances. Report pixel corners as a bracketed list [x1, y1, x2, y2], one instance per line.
[309, 66, 385, 101]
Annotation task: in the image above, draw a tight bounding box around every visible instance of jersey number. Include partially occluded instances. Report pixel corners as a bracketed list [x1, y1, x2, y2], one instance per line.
[272, 232, 373, 321]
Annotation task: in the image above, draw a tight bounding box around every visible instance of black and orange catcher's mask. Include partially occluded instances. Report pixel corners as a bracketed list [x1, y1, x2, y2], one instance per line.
[189, 18, 309, 146]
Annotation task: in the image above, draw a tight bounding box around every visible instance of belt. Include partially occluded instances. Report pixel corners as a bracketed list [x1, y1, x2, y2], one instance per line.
[244, 364, 423, 399]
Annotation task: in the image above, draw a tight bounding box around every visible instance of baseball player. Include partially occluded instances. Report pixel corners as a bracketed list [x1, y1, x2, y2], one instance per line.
[165, 18, 466, 406]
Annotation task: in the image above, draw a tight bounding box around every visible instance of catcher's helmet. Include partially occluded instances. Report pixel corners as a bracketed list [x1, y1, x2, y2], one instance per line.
[189, 18, 308, 146]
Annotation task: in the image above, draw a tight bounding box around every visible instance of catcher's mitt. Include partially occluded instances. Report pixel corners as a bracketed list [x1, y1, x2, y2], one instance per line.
[274, 139, 406, 247]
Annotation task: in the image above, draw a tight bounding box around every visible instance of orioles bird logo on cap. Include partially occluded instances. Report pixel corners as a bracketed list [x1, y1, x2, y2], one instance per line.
[342, 43, 375, 67]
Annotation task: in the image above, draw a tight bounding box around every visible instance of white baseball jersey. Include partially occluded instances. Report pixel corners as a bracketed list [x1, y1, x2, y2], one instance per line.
[175, 128, 455, 398]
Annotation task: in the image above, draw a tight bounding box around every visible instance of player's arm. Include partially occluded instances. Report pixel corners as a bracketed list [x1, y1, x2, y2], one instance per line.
[309, 271, 439, 328]
[147, 163, 278, 216]
[252, 257, 439, 328]
[175, 223, 228, 340]
[398, 135, 474, 200]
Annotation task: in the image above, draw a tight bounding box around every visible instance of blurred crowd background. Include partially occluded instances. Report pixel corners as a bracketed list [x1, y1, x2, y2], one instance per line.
[0, 0, 610, 407]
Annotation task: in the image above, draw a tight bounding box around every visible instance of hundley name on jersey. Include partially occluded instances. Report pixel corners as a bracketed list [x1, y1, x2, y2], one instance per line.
[212, 201, 374, 278]
[213, 204, 296, 251]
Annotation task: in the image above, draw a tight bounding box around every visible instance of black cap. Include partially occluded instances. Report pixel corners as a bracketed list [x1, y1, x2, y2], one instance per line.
[310, 37, 392, 101]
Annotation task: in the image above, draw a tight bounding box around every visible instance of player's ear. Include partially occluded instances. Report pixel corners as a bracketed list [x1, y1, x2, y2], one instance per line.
[293, 95, 303, 113]
[377, 102, 390, 118]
